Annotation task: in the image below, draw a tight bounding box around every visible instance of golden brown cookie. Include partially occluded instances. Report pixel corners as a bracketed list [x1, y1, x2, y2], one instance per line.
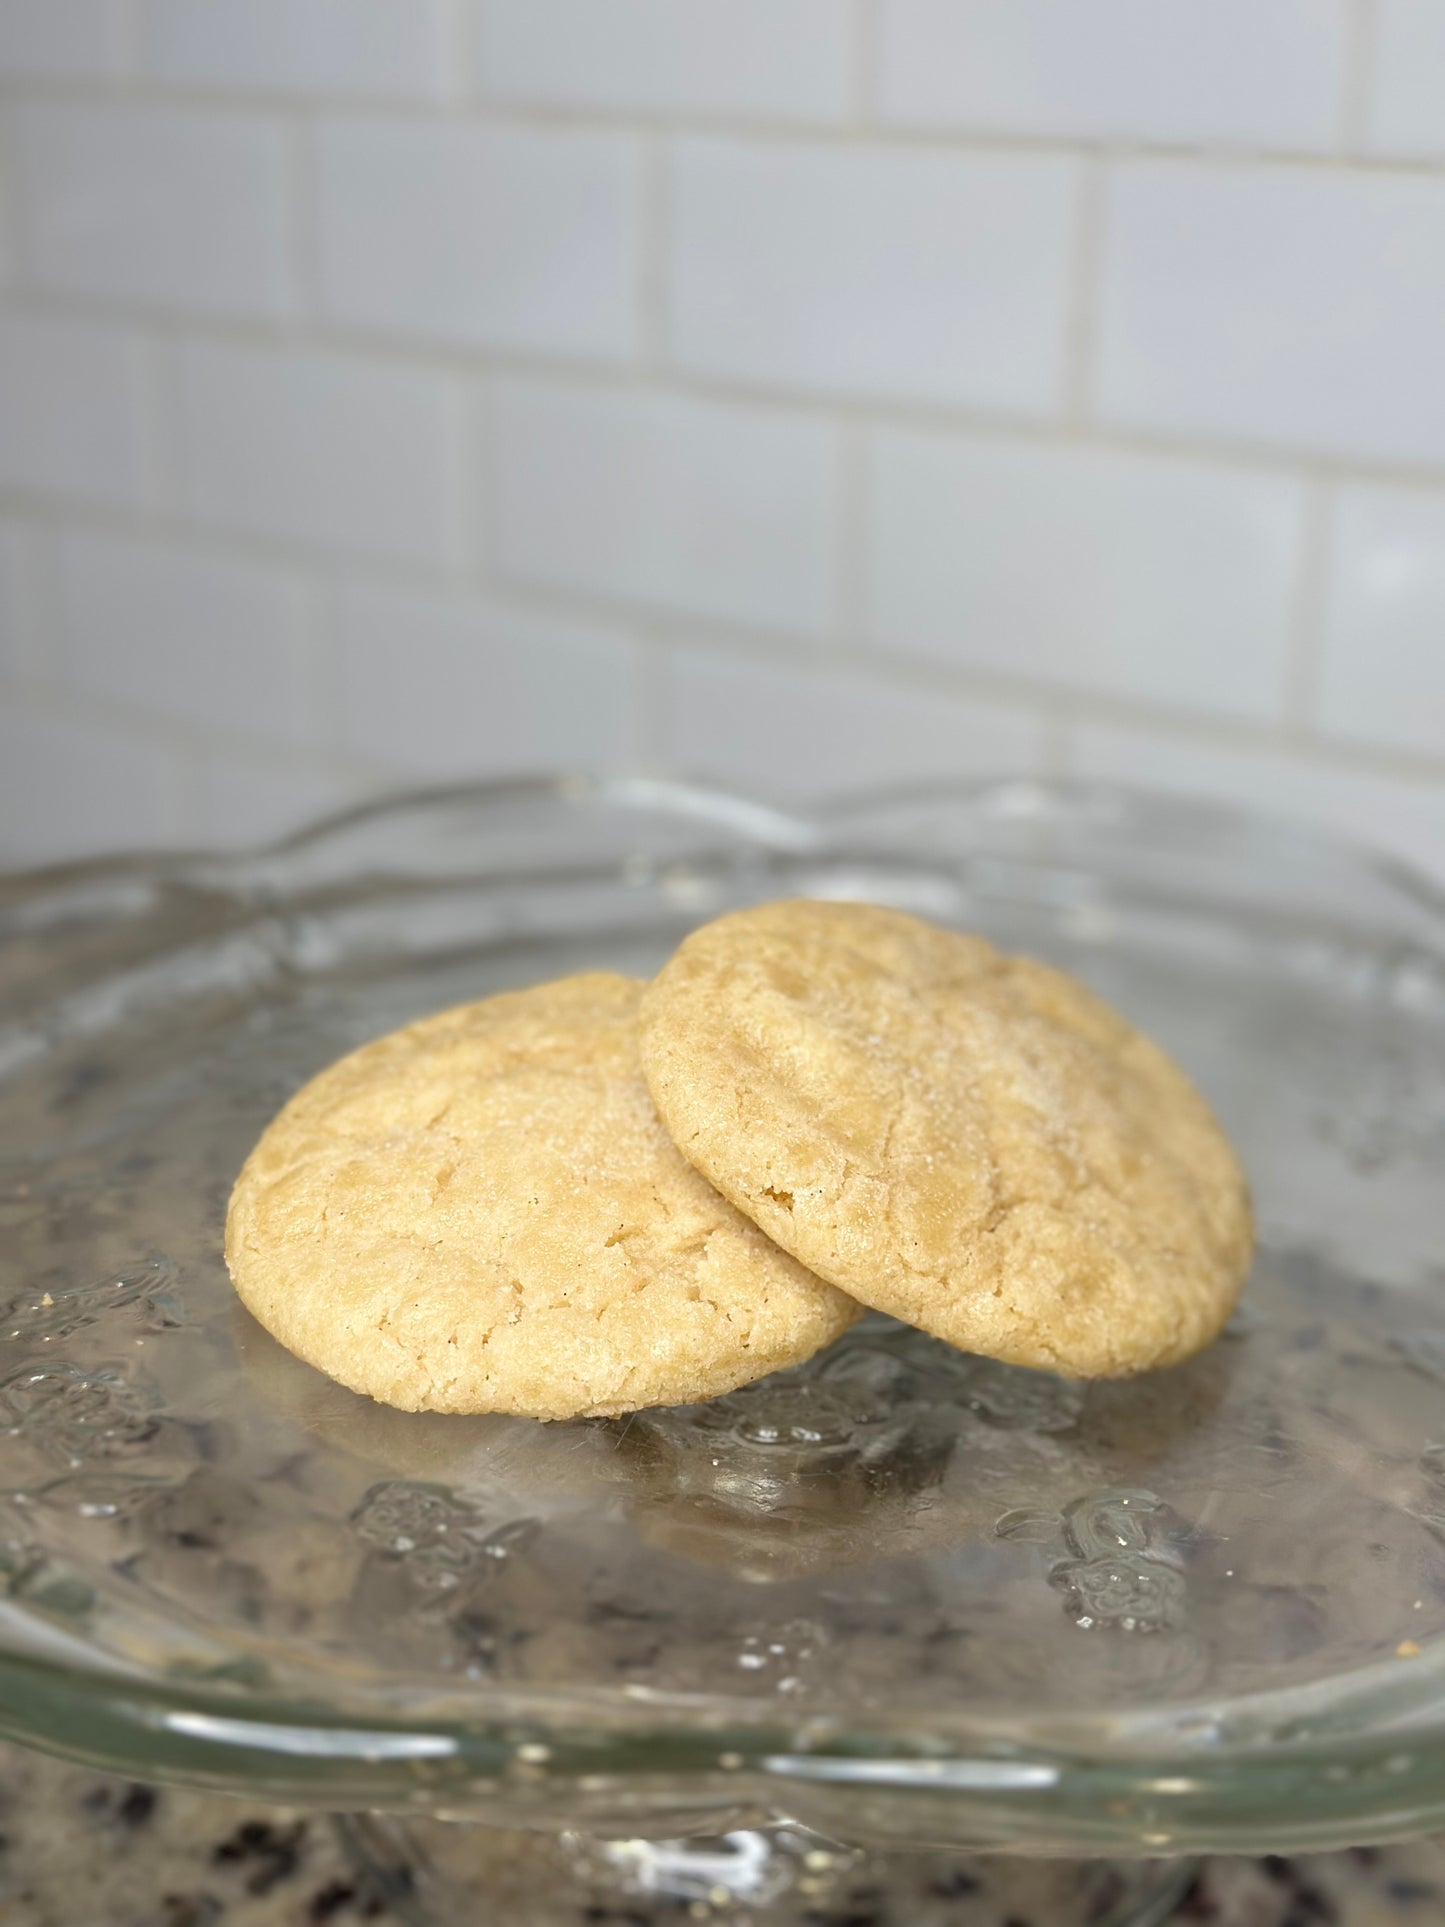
[639, 902, 1253, 1377]
[226, 973, 858, 1419]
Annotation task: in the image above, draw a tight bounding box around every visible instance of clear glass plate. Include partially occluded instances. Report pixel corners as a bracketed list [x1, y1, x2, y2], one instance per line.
[1, 776, 1443, 1857]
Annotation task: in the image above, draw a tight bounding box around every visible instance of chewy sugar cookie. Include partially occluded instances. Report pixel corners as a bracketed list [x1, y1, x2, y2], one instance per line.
[226, 973, 858, 1419]
[639, 901, 1253, 1378]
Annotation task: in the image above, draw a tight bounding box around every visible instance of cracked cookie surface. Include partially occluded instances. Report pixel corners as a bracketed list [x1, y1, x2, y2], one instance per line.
[640, 902, 1253, 1377]
[226, 973, 858, 1418]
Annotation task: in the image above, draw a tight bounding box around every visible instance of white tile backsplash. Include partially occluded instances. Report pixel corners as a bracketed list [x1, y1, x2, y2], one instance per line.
[0, 521, 25, 679]
[1317, 486, 1445, 760]
[878, 0, 1349, 150]
[662, 648, 1044, 798]
[334, 580, 639, 777]
[0, 0, 122, 77]
[1068, 723, 1445, 887]
[1097, 161, 1445, 467]
[317, 119, 641, 360]
[0, 702, 186, 865]
[53, 529, 314, 747]
[144, 0, 451, 101]
[491, 379, 838, 635]
[667, 138, 1077, 412]
[866, 431, 1303, 719]
[13, 103, 294, 321]
[0, 312, 153, 506]
[476, 0, 852, 123]
[173, 341, 467, 564]
[1, 6, 1445, 873]
[1367, 0, 1445, 159]
[666, 137, 1078, 416]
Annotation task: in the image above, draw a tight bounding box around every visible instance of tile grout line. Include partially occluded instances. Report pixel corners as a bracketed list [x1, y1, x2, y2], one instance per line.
[1340, 0, 1381, 155]
[1060, 153, 1106, 424]
[0, 88, 31, 285]
[5, 475, 1445, 792]
[440, 0, 474, 107]
[5, 660, 381, 779]
[18, 285, 1445, 500]
[9, 521, 1445, 806]
[849, 0, 879, 127]
[9, 72, 1445, 176]
[110, 0, 144, 81]
[456, 564, 1445, 790]
[637, 129, 669, 369]
[0, 481, 483, 593]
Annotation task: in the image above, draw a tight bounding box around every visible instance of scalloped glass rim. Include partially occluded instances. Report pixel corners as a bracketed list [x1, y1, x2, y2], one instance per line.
[1, 773, 1443, 1855]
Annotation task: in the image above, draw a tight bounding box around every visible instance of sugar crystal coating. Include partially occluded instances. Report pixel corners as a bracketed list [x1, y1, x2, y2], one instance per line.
[227, 973, 858, 1418]
[640, 902, 1253, 1377]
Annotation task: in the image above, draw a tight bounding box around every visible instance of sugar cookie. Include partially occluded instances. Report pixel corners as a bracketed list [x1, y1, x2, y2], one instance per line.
[640, 902, 1252, 1377]
[227, 974, 858, 1418]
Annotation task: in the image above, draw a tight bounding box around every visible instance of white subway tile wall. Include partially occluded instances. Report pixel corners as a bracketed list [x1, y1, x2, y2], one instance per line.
[1096, 162, 1445, 467]
[316, 120, 642, 358]
[663, 648, 1044, 797]
[172, 340, 468, 564]
[877, 0, 1350, 148]
[0, 705, 185, 864]
[666, 139, 1077, 409]
[476, 0, 853, 122]
[490, 379, 838, 634]
[51, 529, 315, 746]
[12, 102, 294, 318]
[865, 432, 1304, 718]
[0, 0, 122, 79]
[1066, 723, 1445, 891]
[1367, 0, 1445, 159]
[1317, 488, 1445, 760]
[144, 0, 452, 103]
[0, 314, 153, 505]
[0, 0, 1442, 881]
[0, 520, 24, 679]
[332, 580, 640, 777]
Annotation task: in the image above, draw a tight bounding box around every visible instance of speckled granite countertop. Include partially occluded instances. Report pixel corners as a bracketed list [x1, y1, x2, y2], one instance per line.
[0, 1738, 1443, 1927]
[2, 1742, 1445, 1919]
